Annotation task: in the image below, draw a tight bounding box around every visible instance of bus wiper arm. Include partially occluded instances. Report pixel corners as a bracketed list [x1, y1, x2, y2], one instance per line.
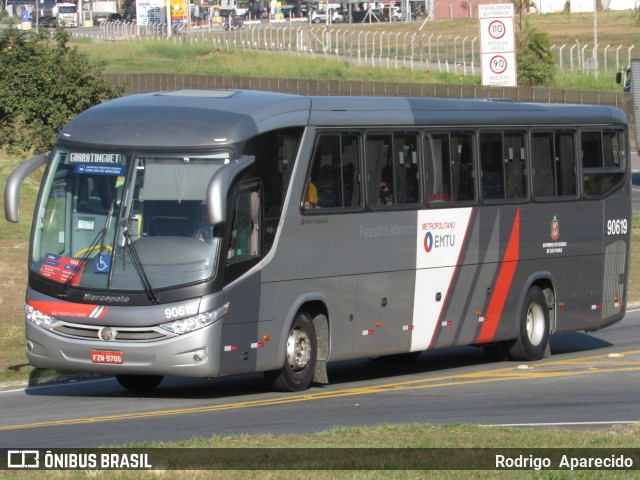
[58, 200, 116, 297]
[123, 231, 159, 304]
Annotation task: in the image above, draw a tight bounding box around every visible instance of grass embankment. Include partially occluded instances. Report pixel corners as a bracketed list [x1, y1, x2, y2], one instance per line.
[72, 10, 640, 92]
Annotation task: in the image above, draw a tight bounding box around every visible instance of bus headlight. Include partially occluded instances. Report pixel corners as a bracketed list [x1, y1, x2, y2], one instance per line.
[160, 302, 229, 335]
[25, 304, 56, 328]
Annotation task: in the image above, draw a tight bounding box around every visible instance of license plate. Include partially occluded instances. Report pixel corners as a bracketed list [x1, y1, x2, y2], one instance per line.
[91, 350, 123, 364]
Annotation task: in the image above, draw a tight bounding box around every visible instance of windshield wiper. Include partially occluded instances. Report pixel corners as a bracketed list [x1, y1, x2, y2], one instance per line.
[123, 231, 159, 304]
[58, 200, 116, 298]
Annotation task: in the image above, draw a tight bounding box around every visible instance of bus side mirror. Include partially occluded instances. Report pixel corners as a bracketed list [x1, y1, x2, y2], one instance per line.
[616, 71, 622, 84]
[4, 152, 49, 223]
[206, 155, 255, 227]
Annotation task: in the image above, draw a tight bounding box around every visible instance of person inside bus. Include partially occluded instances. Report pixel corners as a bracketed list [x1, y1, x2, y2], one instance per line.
[303, 180, 317, 209]
[192, 202, 214, 242]
[379, 179, 393, 205]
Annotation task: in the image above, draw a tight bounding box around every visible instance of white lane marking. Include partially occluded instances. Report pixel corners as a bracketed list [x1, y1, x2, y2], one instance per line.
[491, 421, 638, 428]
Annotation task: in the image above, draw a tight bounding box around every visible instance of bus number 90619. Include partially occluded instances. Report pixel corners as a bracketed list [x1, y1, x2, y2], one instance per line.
[606, 218, 628, 236]
[165, 304, 198, 319]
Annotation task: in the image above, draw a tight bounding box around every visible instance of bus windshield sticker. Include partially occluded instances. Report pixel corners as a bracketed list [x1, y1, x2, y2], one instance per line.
[94, 254, 112, 274]
[69, 153, 123, 164]
[40, 253, 84, 286]
[74, 164, 126, 176]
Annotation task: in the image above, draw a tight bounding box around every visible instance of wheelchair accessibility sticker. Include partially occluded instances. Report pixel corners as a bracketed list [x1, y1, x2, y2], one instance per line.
[94, 254, 112, 274]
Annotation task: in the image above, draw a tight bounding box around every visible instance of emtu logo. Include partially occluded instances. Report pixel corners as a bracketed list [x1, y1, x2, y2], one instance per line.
[424, 232, 434, 252]
[423, 231, 455, 253]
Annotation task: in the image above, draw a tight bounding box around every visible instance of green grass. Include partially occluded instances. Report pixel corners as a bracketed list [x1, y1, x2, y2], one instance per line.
[0, 424, 639, 478]
[70, 10, 640, 92]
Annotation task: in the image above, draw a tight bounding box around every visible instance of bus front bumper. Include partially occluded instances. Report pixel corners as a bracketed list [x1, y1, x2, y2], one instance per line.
[25, 320, 224, 378]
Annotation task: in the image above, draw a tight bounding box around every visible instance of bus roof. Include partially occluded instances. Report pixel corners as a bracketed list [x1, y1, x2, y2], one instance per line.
[58, 89, 627, 150]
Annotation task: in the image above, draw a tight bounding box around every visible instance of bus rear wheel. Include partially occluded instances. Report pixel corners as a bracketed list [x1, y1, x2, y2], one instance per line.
[265, 312, 317, 392]
[115, 374, 163, 391]
[507, 286, 550, 361]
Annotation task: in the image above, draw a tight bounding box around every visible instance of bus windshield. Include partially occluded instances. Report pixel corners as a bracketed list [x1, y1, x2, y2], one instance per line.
[31, 148, 229, 293]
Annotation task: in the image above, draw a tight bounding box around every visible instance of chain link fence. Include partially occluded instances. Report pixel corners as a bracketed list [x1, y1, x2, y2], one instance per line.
[92, 21, 636, 77]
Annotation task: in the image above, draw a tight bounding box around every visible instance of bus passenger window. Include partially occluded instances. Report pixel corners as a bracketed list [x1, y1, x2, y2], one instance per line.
[504, 133, 527, 199]
[304, 133, 361, 211]
[480, 132, 526, 201]
[582, 130, 626, 197]
[532, 131, 577, 199]
[425, 132, 474, 203]
[532, 133, 555, 197]
[480, 133, 505, 200]
[556, 132, 577, 196]
[366, 132, 419, 207]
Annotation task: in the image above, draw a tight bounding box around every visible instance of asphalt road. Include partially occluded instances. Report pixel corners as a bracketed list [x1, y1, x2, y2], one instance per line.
[1, 309, 639, 448]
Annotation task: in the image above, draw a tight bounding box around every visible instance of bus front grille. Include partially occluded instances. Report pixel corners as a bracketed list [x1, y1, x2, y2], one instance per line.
[51, 324, 170, 342]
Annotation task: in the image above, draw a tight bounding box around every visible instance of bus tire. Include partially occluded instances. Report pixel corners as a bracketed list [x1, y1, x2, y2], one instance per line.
[507, 286, 550, 361]
[264, 312, 317, 392]
[115, 374, 163, 391]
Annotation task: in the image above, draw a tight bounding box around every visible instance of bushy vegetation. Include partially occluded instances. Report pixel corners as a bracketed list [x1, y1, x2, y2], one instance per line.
[0, 28, 123, 154]
[516, 21, 556, 87]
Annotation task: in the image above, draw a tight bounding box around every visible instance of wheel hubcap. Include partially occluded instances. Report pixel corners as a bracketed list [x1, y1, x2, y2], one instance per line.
[286, 326, 311, 372]
[526, 303, 545, 346]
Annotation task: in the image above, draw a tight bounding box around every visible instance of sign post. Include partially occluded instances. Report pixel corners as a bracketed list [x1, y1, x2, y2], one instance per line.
[479, 4, 516, 87]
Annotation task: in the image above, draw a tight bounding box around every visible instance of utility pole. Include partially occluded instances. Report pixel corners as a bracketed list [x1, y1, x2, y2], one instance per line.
[594, 0, 598, 79]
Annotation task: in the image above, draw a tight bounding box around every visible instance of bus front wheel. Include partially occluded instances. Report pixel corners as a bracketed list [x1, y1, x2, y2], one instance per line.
[115, 374, 163, 391]
[508, 286, 550, 361]
[265, 312, 317, 392]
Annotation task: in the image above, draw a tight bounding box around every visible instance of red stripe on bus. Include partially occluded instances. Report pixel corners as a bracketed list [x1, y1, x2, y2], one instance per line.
[28, 300, 106, 318]
[477, 208, 520, 344]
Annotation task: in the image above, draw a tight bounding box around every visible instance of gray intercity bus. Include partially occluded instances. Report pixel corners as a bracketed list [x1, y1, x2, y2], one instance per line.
[4, 90, 631, 392]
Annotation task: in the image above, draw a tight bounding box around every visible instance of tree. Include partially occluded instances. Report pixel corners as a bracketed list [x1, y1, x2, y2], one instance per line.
[516, 20, 555, 87]
[0, 28, 124, 154]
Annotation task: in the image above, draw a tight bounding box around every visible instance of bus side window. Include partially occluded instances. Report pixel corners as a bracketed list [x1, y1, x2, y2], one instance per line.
[556, 132, 577, 196]
[366, 133, 392, 205]
[366, 132, 419, 207]
[532, 131, 577, 199]
[393, 133, 419, 205]
[242, 127, 303, 253]
[504, 133, 527, 199]
[304, 133, 362, 211]
[425, 131, 474, 204]
[582, 130, 626, 198]
[452, 133, 475, 201]
[480, 132, 505, 200]
[532, 132, 555, 197]
[228, 188, 261, 265]
[480, 132, 526, 201]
